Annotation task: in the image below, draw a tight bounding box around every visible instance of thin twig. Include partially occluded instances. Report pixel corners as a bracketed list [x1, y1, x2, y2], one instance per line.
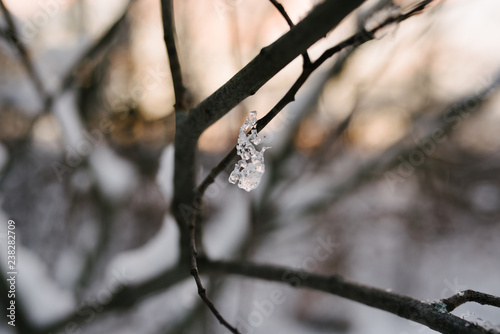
[0, 0, 46, 102]
[160, 0, 237, 332]
[206, 260, 496, 334]
[442, 290, 500, 312]
[160, 0, 187, 111]
[196, 0, 437, 199]
[184, 0, 365, 136]
[268, 0, 311, 67]
[189, 222, 240, 333]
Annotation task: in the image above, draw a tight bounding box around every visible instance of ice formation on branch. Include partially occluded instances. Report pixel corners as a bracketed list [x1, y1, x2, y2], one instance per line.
[228, 111, 270, 192]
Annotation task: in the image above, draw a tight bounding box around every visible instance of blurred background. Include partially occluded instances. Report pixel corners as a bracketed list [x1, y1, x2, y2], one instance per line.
[0, 0, 500, 333]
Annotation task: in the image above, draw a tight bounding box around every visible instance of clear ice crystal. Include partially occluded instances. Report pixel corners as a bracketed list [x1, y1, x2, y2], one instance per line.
[228, 111, 270, 192]
[432, 301, 448, 314]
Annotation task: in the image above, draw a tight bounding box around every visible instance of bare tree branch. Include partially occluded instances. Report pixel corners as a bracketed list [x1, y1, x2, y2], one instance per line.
[302, 68, 500, 216]
[160, 1, 238, 332]
[0, 0, 46, 102]
[196, 0, 437, 199]
[190, 263, 240, 333]
[442, 290, 500, 312]
[171, 3, 367, 329]
[172, 0, 365, 262]
[206, 260, 497, 334]
[188, 186, 240, 333]
[176, 4, 440, 332]
[183, 0, 365, 137]
[160, 0, 188, 111]
[268, 0, 311, 67]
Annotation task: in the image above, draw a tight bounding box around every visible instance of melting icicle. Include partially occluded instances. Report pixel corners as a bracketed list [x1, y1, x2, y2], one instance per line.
[228, 111, 270, 192]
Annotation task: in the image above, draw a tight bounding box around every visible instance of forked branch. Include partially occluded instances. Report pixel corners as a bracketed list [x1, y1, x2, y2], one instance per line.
[206, 260, 499, 334]
[268, 0, 311, 67]
[197, 0, 437, 199]
[442, 290, 500, 313]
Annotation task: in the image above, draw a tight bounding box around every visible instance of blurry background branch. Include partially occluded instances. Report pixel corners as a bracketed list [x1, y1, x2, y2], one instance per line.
[56, 0, 135, 103]
[0, 0, 46, 102]
[184, 0, 365, 136]
[300, 69, 500, 217]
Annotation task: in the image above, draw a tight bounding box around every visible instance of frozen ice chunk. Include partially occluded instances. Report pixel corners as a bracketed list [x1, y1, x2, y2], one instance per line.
[228, 111, 270, 192]
[432, 301, 448, 314]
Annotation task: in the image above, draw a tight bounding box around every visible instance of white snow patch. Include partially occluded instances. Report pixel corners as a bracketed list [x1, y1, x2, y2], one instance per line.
[106, 215, 180, 285]
[52, 91, 84, 147]
[0, 241, 75, 326]
[156, 145, 174, 202]
[89, 144, 138, 202]
[54, 249, 84, 289]
[78, 219, 99, 252]
[204, 189, 250, 259]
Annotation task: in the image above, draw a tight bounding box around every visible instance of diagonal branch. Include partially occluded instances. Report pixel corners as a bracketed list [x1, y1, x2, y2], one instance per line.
[160, 0, 187, 111]
[268, 0, 311, 67]
[172, 0, 366, 261]
[184, 0, 365, 137]
[173, 0, 383, 232]
[196, 0, 437, 199]
[206, 259, 497, 334]
[0, 0, 46, 102]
